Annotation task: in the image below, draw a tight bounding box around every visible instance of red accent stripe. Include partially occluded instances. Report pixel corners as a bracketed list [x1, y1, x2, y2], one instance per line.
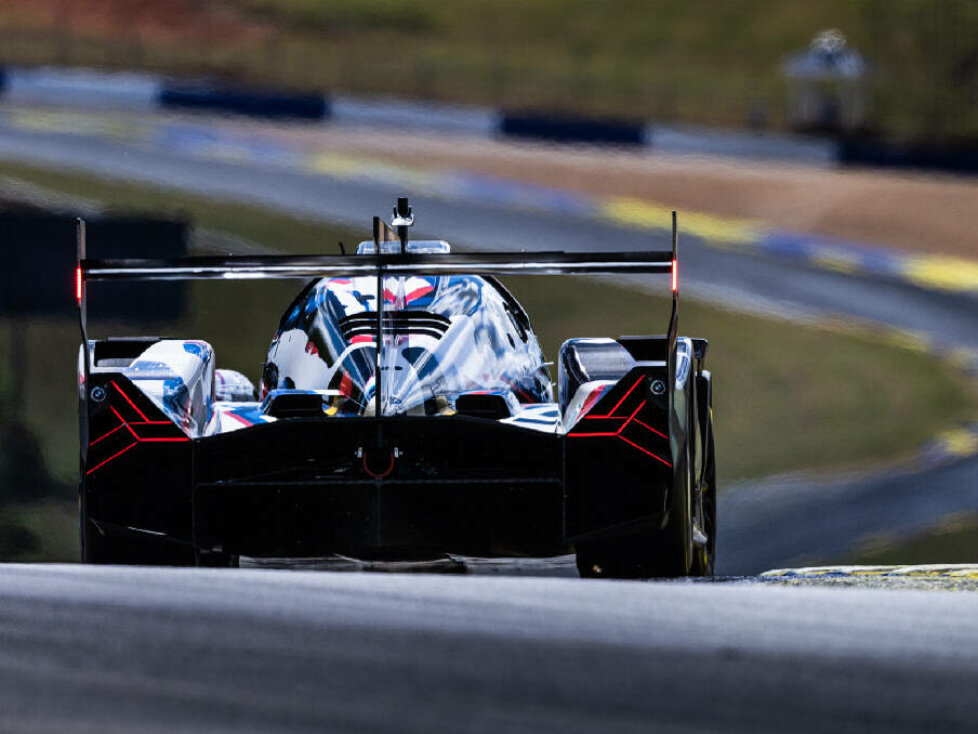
[587, 376, 644, 419]
[75, 266, 83, 304]
[572, 400, 646, 436]
[633, 417, 668, 439]
[405, 285, 434, 302]
[502, 378, 535, 403]
[88, 421, 126, 447]
[226, 411, 254, 428]
[87, 394, 190, 474]
[578, 386, 609, 418]
[111, 381, 149, 422]
[85, 441, 138, 475]
[569, 398, 671, 466]
[110, 406, 140, 440]
[617, 435, 673, 467]
[620, 400, 646, 431]
[127, 423, 191, 442]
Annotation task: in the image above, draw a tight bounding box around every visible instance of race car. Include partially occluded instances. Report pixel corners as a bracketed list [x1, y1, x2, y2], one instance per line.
[76, 199, 717, 577]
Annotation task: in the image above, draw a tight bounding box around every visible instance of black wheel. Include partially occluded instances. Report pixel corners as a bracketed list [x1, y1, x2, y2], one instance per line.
[80, 491, 195, 565]
[79, 511, 132, 564]
[691, 413, 717, 577]
[576, 439, 694, 579]
[78, 488, 115, 564]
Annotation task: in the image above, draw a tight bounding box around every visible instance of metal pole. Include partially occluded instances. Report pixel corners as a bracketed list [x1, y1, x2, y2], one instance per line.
[372, 217, 383, 424]
[77, 218, 89, 386]
[667, 211, 679, 462]
[77, 217, 90, 464]
[667, 210, 679, 375]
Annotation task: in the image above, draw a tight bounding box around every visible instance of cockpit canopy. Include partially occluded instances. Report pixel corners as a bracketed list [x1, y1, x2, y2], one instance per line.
[261, 248, 552, 416]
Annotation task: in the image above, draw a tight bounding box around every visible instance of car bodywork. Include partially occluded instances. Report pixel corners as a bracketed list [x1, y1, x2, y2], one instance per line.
[77, 202, 716, 576]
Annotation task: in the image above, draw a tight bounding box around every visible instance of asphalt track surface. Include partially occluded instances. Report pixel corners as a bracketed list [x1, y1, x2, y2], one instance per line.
[3, 564, 978, 734]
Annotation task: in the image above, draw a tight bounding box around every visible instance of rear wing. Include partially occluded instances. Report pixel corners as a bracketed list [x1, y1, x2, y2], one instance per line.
[76, 204, 681, 418]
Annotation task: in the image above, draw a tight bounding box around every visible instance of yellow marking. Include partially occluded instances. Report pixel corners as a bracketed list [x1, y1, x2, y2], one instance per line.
[882, 329, 930, 354]
[9, 109, 140, 141]
[9, 109, 73, 132]
[903, 256, 978, 295]
[307, 152, 365, 178]
[763, 564, 978, 578]
[936, 428, 978, 458]
[306, 151, 441, 190]
[600, 196, 761, 245]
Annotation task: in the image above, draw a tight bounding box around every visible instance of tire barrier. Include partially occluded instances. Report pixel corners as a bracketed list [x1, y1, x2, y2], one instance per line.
[158, 81, 329, 120]
[498, 111, 646, 146]
[838, 137, 978, 174]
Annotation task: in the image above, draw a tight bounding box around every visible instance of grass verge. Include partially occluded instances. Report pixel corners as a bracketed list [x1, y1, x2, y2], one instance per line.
[840, 513, 978, 566]
[0, 501, 78, 562]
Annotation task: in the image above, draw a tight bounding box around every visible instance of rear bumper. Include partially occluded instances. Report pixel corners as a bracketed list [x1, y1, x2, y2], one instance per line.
[195, 477, 565, 558]
[192, 415, 566, 558]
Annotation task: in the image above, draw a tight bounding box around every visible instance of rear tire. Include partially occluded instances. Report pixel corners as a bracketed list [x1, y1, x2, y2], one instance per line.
[576, 442, 693, 579]
[79, 514, 136, 564]
[691, 417, 717, 577]
[80, 492, 195, 566]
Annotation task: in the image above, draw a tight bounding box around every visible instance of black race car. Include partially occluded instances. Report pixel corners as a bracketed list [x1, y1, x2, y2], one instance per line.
[77, 199, 716, 577]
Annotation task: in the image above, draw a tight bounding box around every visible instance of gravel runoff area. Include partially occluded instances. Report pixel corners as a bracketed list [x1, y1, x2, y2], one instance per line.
[242, 120, 978, 260]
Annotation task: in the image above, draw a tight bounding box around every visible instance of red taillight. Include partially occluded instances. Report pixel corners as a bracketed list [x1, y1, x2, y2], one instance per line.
[671, 258, 678, 293]
[75, 266, 82, 303]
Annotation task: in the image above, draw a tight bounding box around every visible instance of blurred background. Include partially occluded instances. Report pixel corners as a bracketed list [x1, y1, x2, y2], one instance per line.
[0, 0, 975, 571]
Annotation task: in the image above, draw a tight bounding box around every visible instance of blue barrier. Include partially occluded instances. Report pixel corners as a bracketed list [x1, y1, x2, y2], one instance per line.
[498, 111, 646, 146]
[158, 81, 329, 121]
[838, 138, 978, 175]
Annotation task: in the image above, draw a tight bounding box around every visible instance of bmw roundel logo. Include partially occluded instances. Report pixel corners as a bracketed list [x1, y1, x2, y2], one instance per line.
[650, 379, 666, 396]
[90, 386, 107, 403]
